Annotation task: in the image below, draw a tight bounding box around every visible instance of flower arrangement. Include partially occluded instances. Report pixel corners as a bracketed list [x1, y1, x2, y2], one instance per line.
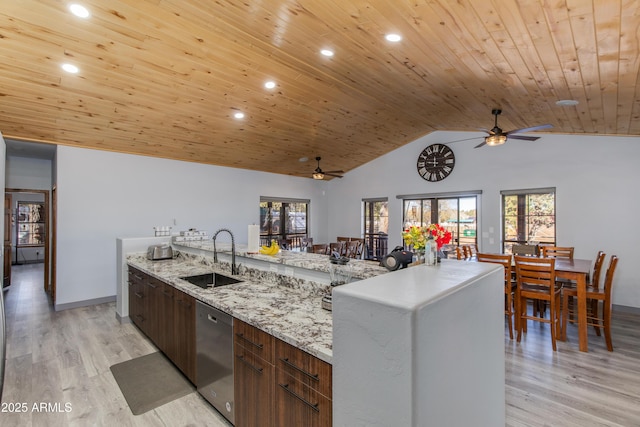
[402, 225, 429, 250]
[425, 223, 452, 249]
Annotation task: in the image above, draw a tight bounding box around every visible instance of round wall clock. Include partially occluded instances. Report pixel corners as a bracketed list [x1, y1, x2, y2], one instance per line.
[416, 144, 455, 182]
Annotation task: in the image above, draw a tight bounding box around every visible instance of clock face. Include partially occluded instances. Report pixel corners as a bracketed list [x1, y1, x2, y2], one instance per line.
[417, 144, 455, 182]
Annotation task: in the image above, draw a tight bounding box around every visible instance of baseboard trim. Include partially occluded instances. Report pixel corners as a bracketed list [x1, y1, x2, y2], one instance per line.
[613, 304, 640, 315]
[55, 295, 116, 312]
[116, 312, 132, 324]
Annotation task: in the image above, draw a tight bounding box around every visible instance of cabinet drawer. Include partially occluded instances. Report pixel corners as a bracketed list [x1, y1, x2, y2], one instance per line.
[234, 319, 274, 363]
[275, 339, 332, 398]
[275, 368, 332, 427]
[128, 267, 147, 285]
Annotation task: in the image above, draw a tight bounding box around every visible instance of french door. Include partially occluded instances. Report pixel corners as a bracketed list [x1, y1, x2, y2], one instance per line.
[403, 196, 477, 251]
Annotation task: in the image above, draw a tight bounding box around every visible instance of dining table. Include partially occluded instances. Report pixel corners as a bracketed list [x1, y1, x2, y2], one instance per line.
[554, 258, 593, 351]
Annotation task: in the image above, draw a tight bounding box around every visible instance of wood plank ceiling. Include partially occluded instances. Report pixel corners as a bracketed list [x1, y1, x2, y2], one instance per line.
[1, 0, 638, 178]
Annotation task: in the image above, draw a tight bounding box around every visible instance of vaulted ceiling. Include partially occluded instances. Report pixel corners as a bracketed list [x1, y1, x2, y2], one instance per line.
[1, 1, 638, 178]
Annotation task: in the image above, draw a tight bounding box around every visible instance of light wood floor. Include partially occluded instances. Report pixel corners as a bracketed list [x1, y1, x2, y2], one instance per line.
[1, 264, 230, 427]
[2, 264, 640, 426]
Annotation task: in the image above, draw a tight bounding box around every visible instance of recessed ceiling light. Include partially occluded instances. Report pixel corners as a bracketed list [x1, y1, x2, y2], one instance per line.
[233, 112, 245, 119]
[299, 157, 309, 162]
[264, 81, 276, 89]
[556, 99, 579, 106]
[69, 4, 90, 18]
[320, 49, 334, 57]
[61, 63, 79, 74]
[385, 33, 402, 42]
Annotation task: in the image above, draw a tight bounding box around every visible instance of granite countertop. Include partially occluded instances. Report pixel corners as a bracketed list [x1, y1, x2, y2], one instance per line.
[173, 240, 389, 279]
[127, 252, 334, 363]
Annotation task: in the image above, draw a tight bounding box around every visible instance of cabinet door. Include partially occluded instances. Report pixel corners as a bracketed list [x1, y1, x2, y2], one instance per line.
[234, 319, 274, 363]
[174, 290, 196, 383]
[274, 369, 332, 427]
[234, 342, 274, 427]
[275, 340, 332, 398]
[128, 269, 147, 332]
[159, 283, 176, 361]
[145, 277, 163, 345]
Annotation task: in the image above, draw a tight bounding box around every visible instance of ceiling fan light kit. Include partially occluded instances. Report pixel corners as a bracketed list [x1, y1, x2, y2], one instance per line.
[485, 134, 507, 146]
[311, 156, 344, 180]
[469, 109, 552, 149]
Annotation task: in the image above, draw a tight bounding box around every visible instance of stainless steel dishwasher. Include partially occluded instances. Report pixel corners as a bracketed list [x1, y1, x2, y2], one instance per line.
[196, 301, 234, 425]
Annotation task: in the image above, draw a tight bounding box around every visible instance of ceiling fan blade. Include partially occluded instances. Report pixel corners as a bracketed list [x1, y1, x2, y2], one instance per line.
[477, 128, 493, 135]
[508, 135, 540, 141]
[474, 140, 487, 149]
[324, 173, 343, 178]
[322, 170, 344, 174]
[507, 124, 553, 135]
[443, 136, 484, 145]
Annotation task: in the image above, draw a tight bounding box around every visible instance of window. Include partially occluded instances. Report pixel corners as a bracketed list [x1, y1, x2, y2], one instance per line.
[17, 202, 45, 247]
[501, 188, 555, 253]
[400, 191, 480, 254]
[259, 197, 309, 249]
[363, 198, 388, 260]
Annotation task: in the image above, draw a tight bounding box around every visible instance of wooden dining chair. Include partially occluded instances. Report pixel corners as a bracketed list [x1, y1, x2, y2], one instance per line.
[300, 237, 313, 252]
[542, 246, 574, 260]
[564, 251, 606, 322]
[345, 240, 363, 258]
[514, 255, 562, 351]
[455, 246, 464, 260]
[562, 255, 619, 351]
[330, 241, 346, 256]
[312, 244, 329, 255]
[462, 245, 472, 260]
[477, 253, 515, 339]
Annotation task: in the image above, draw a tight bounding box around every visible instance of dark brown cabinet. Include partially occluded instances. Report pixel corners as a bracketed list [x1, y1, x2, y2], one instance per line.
[128, 266, 196, 384]
[233, 320, 333, 427]
[173, 290, 196, 383]
[274, 339, 332, 427]
[128, 267, 148, 334]
[234, 319, 275, 427]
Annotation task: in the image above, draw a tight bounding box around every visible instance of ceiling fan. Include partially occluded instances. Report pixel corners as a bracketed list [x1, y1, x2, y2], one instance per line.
[473, 109, 552, 148]
[312, 156, 343, 180]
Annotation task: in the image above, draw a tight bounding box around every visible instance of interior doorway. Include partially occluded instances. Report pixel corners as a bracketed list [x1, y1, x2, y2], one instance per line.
[4, 188, 51, 303]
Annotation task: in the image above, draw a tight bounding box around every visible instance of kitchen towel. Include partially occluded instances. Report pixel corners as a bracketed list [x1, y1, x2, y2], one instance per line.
[247, 224, 260, 253]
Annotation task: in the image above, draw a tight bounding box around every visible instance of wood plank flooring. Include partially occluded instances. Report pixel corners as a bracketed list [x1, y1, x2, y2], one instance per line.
[1, 264, 230, 427]
[2, 264, 640, 426]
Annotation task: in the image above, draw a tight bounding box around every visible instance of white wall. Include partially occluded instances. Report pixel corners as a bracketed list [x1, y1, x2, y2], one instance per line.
[5, 155, 52, 190]
[55, 145, 329, 308]
[327, 131, 639, 308]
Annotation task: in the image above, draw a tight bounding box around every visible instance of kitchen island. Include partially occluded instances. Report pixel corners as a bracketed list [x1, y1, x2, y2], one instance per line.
[126, 251, 334, 362]
[123, 244, 505, 426]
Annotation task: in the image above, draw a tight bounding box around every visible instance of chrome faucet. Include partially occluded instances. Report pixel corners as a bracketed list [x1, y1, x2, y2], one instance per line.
[212, 228, 238, 275]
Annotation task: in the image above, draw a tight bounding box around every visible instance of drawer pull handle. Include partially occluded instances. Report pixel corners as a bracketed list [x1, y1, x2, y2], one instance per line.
[279, 358, 319, 381]
[134, 292, 144, 299]
[236, 333, 264, 349]
[163, 290, 173, 297]
[278, 383, 319, 412]
[147, 282, 157, 289]
[135, 314, 144, 322]
[236, 355, 263, 374]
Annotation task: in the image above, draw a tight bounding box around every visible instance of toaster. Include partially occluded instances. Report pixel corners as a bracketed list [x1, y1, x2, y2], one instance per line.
[147, 244, 174, 261]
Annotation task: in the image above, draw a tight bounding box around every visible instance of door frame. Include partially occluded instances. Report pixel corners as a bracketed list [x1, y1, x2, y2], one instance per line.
[5, 188, 51, 298]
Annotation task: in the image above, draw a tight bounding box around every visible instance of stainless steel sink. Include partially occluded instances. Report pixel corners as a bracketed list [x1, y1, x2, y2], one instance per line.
[180, 272, 242, 289]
